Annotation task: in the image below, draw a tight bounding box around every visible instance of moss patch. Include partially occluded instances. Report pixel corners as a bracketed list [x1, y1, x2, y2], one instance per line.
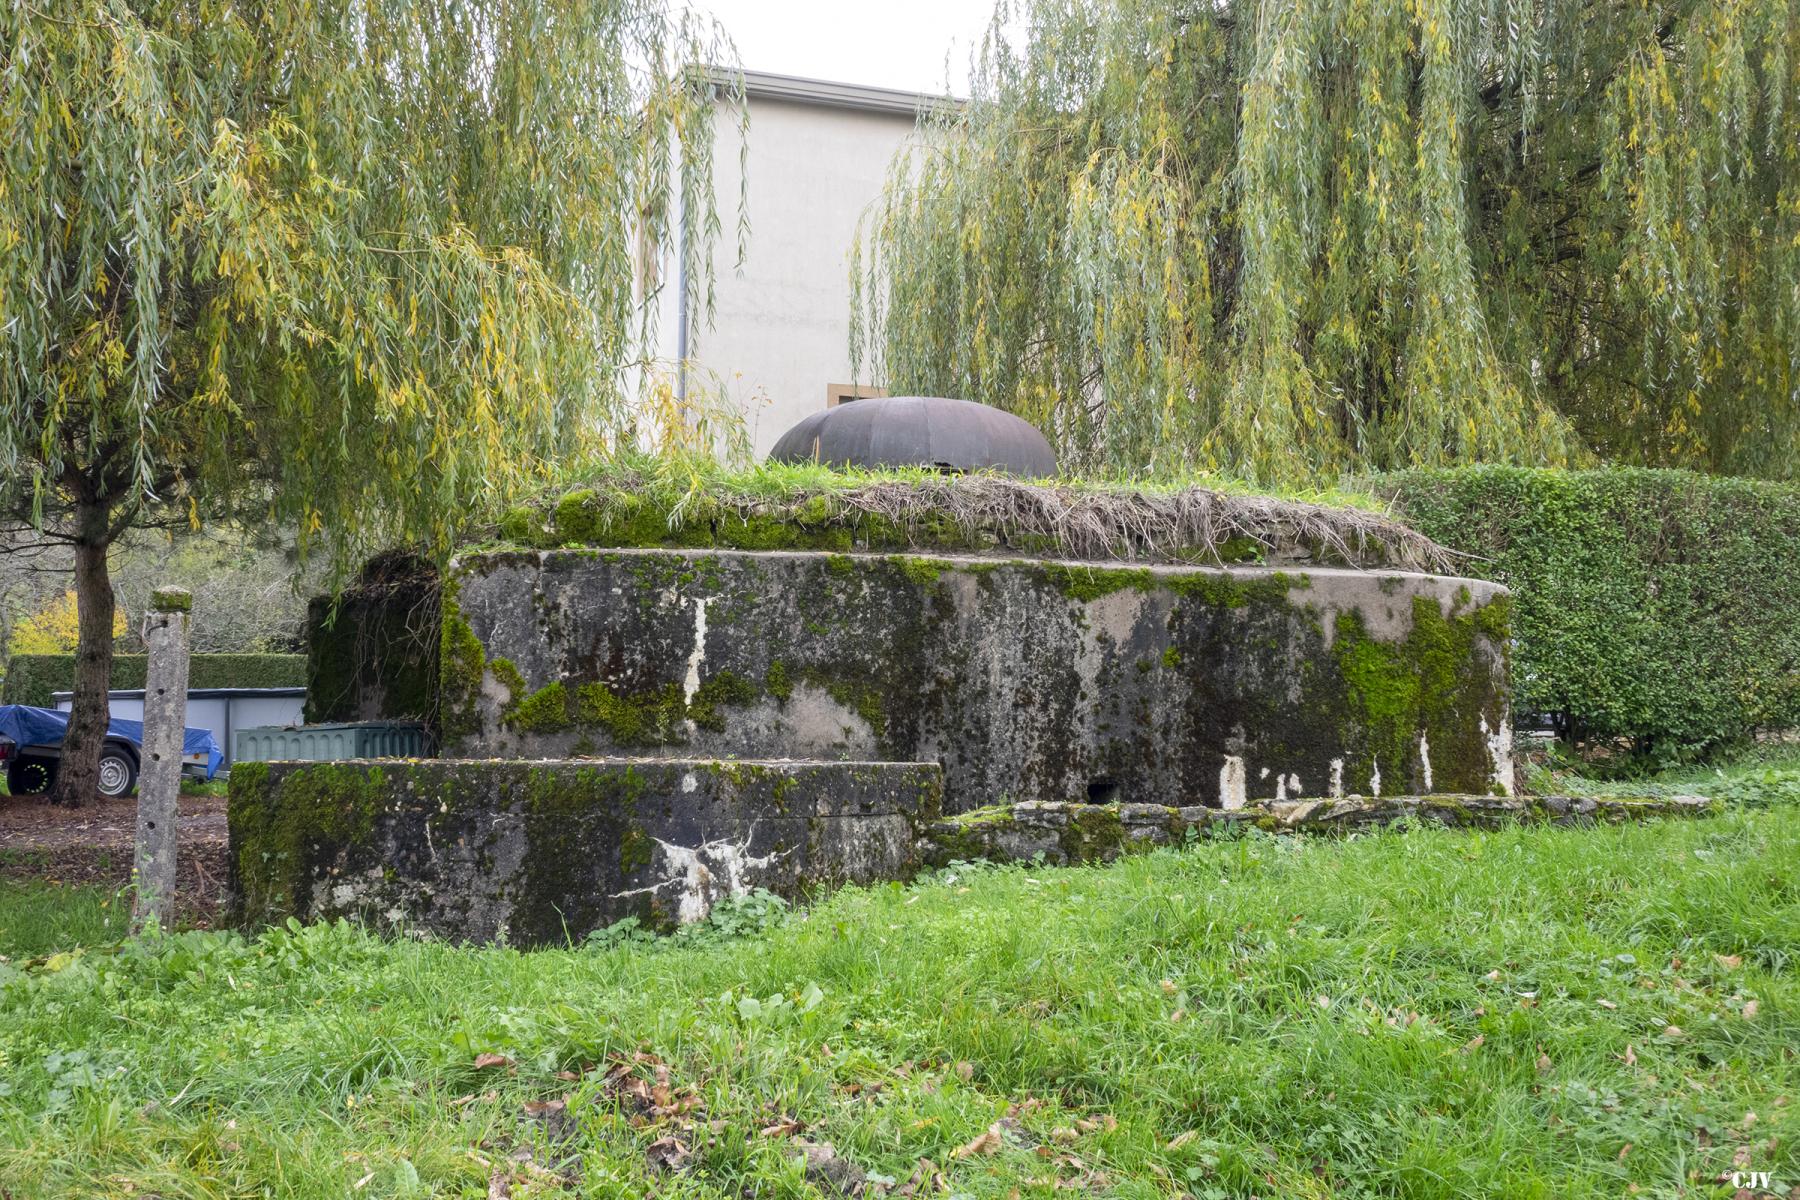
[1041, 564, 1157, 603]
[229, 761, 389, 928]
[504, 681, 574, 734]
[689, 671, 761, 731]
[436, 582, 487, 745]
[1060, 805, 1126, 861]
[765, 660, 793, 703]
[1332, 593, 1510, 795]
[895, 556, 947, 587]
[573, 682, 690, 746]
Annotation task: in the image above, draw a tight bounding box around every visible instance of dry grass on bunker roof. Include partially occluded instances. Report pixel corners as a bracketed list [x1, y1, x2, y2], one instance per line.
[486, 455, 1456, 571]
[1, 808, 1796, 1198]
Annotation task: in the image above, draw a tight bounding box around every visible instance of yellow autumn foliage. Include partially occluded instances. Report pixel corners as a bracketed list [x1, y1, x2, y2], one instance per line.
[9, 592, 126, 655]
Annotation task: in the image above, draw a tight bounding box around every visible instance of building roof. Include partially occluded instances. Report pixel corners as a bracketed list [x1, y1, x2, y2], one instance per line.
[698, 67, 962, 118]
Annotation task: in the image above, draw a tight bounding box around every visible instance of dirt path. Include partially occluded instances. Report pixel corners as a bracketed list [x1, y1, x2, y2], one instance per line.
[0, 792, 230, 926]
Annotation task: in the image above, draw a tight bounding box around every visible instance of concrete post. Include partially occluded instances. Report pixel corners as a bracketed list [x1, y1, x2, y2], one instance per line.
[133, 587, 192, 934]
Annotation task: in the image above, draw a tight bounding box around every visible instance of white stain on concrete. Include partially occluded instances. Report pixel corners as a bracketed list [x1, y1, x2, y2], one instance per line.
[1220, 756, 1247, 810]
[682, 597, 709, 735]
[615, 831, 791, 925]
[681, 771, 698, 794]
[1287, 772, 1302, 798]
[1329, 758, 1345, 799]
[1419, 733, 1433, 793]
[1481, 715, 1516, 796]
[1370, 758, 1382, 798]
[1275, 773, 1288, 801]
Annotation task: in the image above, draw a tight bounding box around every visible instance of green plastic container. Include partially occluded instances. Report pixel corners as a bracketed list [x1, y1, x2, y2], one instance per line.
[233, 722, 431, 764]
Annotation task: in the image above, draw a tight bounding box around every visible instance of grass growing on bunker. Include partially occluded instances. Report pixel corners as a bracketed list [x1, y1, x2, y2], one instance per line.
[2, 809, 1797, 1199]
[479, 452, 1455, 571]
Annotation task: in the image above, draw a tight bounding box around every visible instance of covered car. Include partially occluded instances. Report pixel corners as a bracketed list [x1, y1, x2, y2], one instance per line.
[0, 704, 224, 799]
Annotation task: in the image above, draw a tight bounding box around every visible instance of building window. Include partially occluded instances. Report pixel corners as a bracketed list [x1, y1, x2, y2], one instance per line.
[826, 384, 887, 408]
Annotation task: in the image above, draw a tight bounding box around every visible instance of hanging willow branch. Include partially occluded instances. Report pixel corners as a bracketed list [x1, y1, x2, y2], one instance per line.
[0, 0, 745, 571]
[853, 0, 1800, 484]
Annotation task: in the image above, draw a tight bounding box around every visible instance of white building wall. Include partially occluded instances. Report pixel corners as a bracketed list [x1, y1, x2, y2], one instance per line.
[653, 77, 935, 457]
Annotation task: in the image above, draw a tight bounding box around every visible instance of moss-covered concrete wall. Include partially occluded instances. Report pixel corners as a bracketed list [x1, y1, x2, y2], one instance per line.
[430, 550, 1512, 810]
[228, 758, 942, 943]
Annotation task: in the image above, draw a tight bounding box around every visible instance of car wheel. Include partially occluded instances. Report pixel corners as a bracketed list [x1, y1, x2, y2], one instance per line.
[6, 755, 56, 795]
[97, 747, 138, 798]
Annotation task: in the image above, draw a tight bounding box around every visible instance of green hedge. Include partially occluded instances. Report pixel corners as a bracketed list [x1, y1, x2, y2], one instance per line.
[0, 653, 307, 708]
[1379, 467, 1800, 755]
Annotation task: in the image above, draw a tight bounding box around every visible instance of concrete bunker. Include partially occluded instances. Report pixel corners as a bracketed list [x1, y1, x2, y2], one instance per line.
[236, 476, 1517, 941]
[430, 549, 1513, 808]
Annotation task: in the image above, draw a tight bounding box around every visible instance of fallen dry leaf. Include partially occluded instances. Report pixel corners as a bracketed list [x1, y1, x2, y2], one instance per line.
[1166, 1130, 1199, 1150]
[1597, 999, 1618, 1010]
[1460, 1035, 1485, 1054]
[1623, 1044, 1639, 1066]
[645, 1135, 692, 1174]
[1074, 1115, 1117, 1134]
[1536, 1051, 1553, 1074]
[1743, 1000, 1760, 1020]
[760, 1117, 804, 1138]
[651, 1064, 673, 1109]
[951, 1126, 1004, 1159]
[1160, 979, 1177, 995]
[1716, 954, 1743, 970]
[896, 1157, 946, 1197]
[954, 1061, 974, 1082]
[352, 1172, 375, 1191]
[1169, 1008, 1187, 1023]
[1050, 1127, 1078, 1145]
[473, 1054, 512, 1071]
[1663, 1025, 1685, 1039]
[795, 1139, 867, 1197]
[1484, 969, 1501, 981]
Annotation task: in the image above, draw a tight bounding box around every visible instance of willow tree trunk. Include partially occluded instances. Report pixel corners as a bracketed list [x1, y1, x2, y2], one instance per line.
[52, 504, 115, 807]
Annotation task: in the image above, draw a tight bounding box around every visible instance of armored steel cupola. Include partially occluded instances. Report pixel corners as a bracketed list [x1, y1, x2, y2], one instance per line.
[768, 395, 1058, 478]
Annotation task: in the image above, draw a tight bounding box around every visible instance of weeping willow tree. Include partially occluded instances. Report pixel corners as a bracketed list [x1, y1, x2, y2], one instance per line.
[0, 0, 740, 802]
[854, 0, 1800, 482]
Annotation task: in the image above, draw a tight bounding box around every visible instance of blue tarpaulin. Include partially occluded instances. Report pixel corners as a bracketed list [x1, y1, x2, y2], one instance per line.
[0, 704, 223, 779]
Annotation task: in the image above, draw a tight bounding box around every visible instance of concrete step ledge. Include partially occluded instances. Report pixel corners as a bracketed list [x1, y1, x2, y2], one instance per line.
[923, 793, 1718, 867]
[228, 757, 944, 943]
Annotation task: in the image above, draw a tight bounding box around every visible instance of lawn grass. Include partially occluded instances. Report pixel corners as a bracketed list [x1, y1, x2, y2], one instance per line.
[0, 878, 126, 959]
[1533, 740, 1800, 806]
[1, 806, 1794, 1199]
